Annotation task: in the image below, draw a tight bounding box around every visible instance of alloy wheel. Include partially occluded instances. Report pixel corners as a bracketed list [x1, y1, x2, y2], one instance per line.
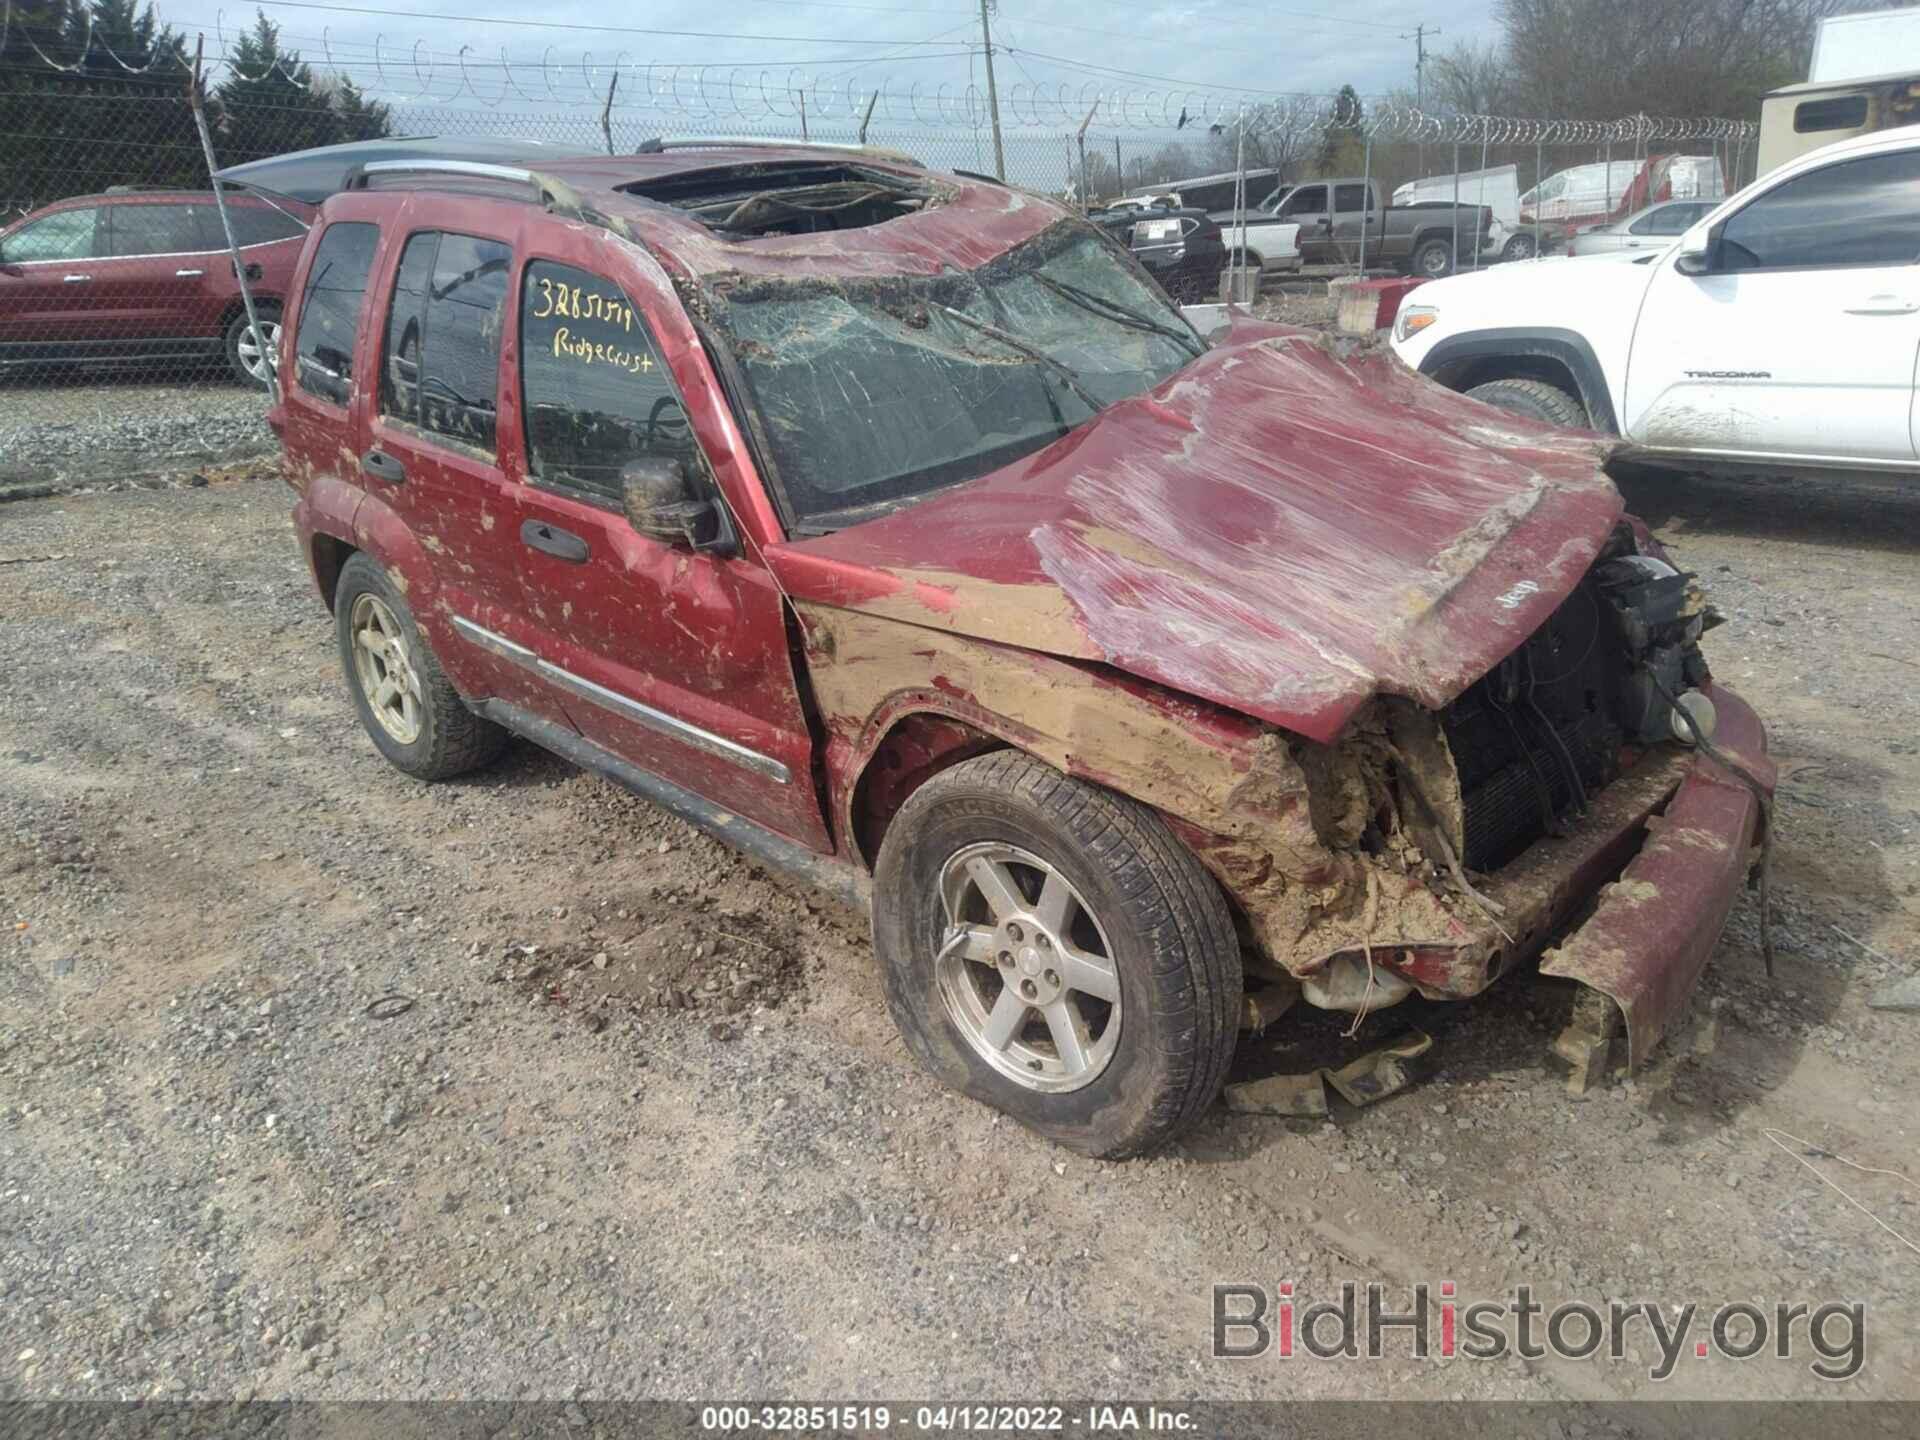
[935, 842, 1122, 1093]
[349, 593, 424, 745]
[235, 320, 281, 383]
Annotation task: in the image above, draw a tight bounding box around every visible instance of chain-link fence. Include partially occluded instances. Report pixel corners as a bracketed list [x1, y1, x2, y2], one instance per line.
[1, 33, 1761, 395]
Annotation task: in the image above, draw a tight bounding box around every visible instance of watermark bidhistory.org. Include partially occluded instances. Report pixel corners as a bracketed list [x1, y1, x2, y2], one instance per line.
[1213, 1282, 1865, 1381]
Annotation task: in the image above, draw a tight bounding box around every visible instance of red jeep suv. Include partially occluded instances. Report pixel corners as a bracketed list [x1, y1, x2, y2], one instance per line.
[273, 145, 1772, 1157]
[0, 188, 314, 387]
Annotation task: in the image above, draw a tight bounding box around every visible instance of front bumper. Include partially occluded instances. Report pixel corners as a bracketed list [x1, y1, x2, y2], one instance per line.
[1536, 680, 1772, 1063]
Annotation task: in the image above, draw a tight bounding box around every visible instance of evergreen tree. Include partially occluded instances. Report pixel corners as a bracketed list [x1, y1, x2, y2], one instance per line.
[212, 12, 392, 165]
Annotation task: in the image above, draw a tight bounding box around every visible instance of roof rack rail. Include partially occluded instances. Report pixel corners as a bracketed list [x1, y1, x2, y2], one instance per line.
[635, 136, 924, 167]
[343, 159, 635, 241]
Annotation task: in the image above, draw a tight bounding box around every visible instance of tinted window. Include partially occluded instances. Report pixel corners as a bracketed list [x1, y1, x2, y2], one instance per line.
[1645, 202, 1707, 236]
[108, 203, 206, 257]
[1284, 185, 1327, 214]
[228, 204, 309, 248]
[379, 231, 509, 455]
[1720, 150, 1920, 271]
[293, 221, 380, 405]
[3, 207, 102, 261]
[1796, 94, 1869, 133]
[1334, 184, 1368, 212]
[519, 261, 697, 507]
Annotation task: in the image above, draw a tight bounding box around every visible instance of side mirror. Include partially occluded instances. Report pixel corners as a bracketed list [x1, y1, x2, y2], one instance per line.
[1674, 219, 1717, 276]
[620, 456, 733, 554]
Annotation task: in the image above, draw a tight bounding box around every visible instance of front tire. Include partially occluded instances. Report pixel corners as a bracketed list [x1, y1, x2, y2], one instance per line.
[1466, 377, 1590, 429]
[1501, 232, 1538, 262]
[333, 552, 506, 780]
[873, 751, 1241, 1158]
[224, 304, 282, 389]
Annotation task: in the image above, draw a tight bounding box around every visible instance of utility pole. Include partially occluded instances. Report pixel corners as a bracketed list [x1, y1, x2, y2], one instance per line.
[1404, 22, 1439, 111]
[1403, 21, 1440, 177]
[978, 0, 1006, 180]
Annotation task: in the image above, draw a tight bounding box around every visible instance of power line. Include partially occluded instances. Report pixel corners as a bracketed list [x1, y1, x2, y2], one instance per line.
[1002, 45, 1330, 97]
[997, 3, 1410, 46]
[188, 0, 973, 47]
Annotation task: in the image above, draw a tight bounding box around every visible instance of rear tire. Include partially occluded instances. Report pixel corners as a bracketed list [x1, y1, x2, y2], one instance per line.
[1411, 237, 1455, 278]
[1466, 377, 1590, 429]
[1501, 232, 1538, 262]
[224, 303, 282, 389]
[334, 552, 506, 781]
[873, 751, 1241, 1159]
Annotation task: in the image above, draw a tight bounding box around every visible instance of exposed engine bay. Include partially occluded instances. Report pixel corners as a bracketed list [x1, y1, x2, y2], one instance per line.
[622, 160, 941, 237]
[1284, 525, 1724, 1014]
[1438, 525, 1719, 873]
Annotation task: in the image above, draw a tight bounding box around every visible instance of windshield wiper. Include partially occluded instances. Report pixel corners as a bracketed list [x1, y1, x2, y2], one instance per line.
[934, 305, 1106, 413]
[1032, 273, 1204, 358]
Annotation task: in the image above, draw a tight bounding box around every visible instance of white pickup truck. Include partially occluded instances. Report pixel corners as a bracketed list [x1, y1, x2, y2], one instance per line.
[1391, 124, 1920, 474]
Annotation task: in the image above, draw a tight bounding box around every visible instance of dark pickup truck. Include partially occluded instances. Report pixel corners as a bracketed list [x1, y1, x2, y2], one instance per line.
[1213, 177, 1492, 278]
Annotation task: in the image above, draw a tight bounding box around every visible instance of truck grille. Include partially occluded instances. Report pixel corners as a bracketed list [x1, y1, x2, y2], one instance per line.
[1439, 576, 1629, 872]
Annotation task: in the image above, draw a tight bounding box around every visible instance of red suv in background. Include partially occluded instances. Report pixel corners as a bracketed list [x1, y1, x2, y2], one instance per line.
[0, 188, 314, 387]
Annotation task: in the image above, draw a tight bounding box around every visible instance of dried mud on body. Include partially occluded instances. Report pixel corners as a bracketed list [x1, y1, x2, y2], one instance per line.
[1, 464, 1918, 1408]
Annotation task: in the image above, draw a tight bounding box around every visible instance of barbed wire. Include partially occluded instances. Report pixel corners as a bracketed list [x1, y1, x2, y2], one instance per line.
[2, 0, 1761, 141]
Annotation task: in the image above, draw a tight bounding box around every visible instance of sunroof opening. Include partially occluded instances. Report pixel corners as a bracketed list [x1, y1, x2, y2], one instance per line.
[619, 162, 943, 237]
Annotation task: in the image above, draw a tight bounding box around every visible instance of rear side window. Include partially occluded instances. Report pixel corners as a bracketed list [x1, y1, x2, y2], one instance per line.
[1720, 149, 1920, 271]
[1796, 94, 1870, 134]
[1644, 203, 1705, 236]
[292, 221, 380, 405]
[518, 259, 697, 507]
[108, 203, 205, 256]
[228, 204, 309, 248]
[379, 230, 511, 456]
[3, 207, 103, 262]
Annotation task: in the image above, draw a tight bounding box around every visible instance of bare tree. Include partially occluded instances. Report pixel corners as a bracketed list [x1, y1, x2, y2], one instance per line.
[1492, 0, 1905, 121]
[1429, 41, 1518, 116]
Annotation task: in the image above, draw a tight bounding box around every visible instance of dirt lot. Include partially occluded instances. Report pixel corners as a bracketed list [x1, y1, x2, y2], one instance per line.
[2, 451, 1919, 1412]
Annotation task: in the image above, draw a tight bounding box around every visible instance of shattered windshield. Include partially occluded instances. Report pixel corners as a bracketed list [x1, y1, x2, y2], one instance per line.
[707, 223, 1204, 532]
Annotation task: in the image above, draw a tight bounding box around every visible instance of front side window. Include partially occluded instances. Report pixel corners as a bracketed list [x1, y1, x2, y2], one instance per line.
[2, 207, 103, 262]
[1719, 149, 1920, 271]
[108, 203, 205, 257]
[379, 230, 510, 455]
[1334, 184, 1368, 213]
[518, 260, 697, 508]
[710, 223, 1203, 531]
[292, 221, 380, 405]
[1283, 185, 1327, 215]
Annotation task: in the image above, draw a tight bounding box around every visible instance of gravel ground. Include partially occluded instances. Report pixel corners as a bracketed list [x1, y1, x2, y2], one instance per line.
[0, 377, 273, 495]
[2, 455, 1919, 1410]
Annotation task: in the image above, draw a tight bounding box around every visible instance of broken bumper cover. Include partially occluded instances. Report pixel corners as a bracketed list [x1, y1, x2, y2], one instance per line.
[1536, 681, 1772, 1064]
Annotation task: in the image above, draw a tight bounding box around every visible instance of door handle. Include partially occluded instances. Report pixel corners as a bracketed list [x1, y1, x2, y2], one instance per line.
[360, 449, 406, 484]
[175, 268, 205, 278]
[1844, 294, 1919, 315]
[62, 274, 91, 283]
[521, 519, 590, 563]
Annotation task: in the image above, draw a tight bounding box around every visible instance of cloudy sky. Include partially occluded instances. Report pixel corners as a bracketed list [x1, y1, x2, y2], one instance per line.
[163, 0, 1503, 128]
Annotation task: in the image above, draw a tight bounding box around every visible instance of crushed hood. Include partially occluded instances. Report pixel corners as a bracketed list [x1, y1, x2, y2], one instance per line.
[768, 326, 1625, 744]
